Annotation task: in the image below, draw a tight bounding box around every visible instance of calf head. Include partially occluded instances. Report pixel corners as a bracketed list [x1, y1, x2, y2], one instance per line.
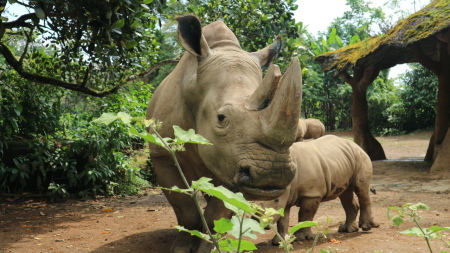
[177, 15, 302, 200]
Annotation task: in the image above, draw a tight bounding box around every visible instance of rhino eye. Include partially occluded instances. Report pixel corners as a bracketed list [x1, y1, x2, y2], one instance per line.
[217, 114, 226, 122]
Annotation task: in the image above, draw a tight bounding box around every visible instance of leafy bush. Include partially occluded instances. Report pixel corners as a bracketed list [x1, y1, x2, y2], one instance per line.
[0, 119, 151, 199]
[0, 74, 154, 199]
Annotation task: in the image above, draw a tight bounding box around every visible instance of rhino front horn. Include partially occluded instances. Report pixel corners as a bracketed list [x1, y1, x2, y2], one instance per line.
[259, 57, 302, 150]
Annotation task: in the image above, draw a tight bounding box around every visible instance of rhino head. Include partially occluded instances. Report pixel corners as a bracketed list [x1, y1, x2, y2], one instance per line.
[175, 15, 302, 200]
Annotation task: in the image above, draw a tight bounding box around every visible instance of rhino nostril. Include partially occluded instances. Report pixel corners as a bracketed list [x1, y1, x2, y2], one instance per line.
[235, 166, 251, 184]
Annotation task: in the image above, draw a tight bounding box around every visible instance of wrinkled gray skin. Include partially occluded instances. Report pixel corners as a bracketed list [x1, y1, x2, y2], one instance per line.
[296, 118, 326, 141]
[146, 15, 302, 253]
[260, 135, 379, 245]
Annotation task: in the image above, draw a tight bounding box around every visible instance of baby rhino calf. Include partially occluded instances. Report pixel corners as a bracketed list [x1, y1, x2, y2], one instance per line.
[261, 135, 379, 245]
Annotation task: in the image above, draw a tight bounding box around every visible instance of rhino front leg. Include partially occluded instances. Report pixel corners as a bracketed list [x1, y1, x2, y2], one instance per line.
[272, 205, 292, 245]
[197, 197, 233, 252]
[295, 197, 321, 240]
[338, 187, 359, 233]
[153, 158, 202, 253]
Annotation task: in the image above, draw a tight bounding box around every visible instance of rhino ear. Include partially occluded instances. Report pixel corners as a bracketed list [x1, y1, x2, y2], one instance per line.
[251, 35, 282, 68]
[176, 15, 211, 59]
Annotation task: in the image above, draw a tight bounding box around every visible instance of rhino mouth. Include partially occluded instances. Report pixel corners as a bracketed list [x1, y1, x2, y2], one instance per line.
[233, 165, 289, 200]
[237, 185, 286, 201]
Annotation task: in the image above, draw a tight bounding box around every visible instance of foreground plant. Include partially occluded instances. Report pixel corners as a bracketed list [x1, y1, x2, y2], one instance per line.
[93, 112, 326, 252]
[388, 203, 450, 253]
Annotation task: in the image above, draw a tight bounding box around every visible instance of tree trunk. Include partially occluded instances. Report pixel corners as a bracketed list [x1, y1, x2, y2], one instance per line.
[415, 38, 450, 169]
[433, 43, 450, 157]
[352, 85, 386, 160]
[431, 128, 450, 172]
[424, 132, 435, 162]
[340, 67, 386, 161]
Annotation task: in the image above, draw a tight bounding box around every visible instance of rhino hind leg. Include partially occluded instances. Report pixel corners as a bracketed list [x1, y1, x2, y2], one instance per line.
[294, 197, 321, 240]
[354, 167, 380, 231]
[338, 188, 359, 233]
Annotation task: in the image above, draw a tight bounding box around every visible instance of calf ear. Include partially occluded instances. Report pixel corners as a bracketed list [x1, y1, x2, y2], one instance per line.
[176, 15, 211, 59]
[251, 35, 282, 68]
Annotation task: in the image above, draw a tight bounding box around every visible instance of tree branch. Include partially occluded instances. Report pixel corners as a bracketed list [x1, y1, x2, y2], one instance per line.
[412, 42, 441, 75]
[339, 70, 354, 85]
[19, 28, 33, 64]
[0, 42, 122, 97]
[3, 13, 37, 29]
[133, 58, 180, 82]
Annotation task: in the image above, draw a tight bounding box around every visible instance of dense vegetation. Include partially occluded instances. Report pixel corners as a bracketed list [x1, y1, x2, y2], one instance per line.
[0, 0, 437, 198]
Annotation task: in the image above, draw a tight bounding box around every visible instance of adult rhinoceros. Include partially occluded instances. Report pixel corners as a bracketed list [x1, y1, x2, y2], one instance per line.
[146, 15, 302, 253]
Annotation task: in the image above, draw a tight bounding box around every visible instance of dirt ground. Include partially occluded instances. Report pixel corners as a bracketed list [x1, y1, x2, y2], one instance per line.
[1, 130, 450, 253]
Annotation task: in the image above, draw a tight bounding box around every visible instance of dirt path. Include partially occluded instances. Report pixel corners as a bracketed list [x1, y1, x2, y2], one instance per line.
[1, 131, 450, 253]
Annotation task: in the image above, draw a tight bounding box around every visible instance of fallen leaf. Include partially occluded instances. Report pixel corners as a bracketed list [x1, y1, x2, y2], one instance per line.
[102, 231, 110, 234]
[117, 216, 125, 218]
[101, 207, 114, 212]
[329, 238, 341, 244]
[40, 211, 46, 216]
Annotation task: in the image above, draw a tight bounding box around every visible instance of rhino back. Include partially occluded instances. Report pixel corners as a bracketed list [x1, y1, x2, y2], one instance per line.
[289, 135, 371, 200]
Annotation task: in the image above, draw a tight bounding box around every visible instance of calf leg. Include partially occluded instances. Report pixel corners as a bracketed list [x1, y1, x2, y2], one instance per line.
[338, 188, 359, 233]
[295, 197, 321, 240]
[272, 205, 292, 245]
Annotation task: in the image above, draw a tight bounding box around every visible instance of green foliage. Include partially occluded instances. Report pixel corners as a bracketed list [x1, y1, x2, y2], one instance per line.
[397, 63, 438, 131]
[0, 62, 154, 198]
[1, 0, 168, 94]
[166, 0, 305, 70]
[388, 203, 450, 253]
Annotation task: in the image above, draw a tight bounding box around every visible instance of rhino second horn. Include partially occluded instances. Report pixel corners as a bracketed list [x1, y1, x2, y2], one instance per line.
[260, 57, 303, 150]
[245, 64, 282, 111]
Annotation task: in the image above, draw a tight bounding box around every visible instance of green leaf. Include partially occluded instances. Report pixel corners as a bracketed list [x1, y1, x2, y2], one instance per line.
[229, 216, 265, 239]
[399, 227, 425, 237]
[392, 216, 404, 227]
[218, 238, 257, 251]
[191, 177, 254, 213]
[289, 221, 318, 234]
[129, 126, 167, 147]
[335, 35, 344, 47]
[428, 226, 450, 232]
[92, 113, 119, 125]
[143, 0, 154, 3]
[214, 218, 234, 234]
[175, 226, 209, 241]
[125, 40, 138, 49]
[409, 203, 429, 211]
[35, 7, 45, 19]
[161, 186, 192, 194]
[328, 28, 336, 44]
[264, 207, 283, 218]
[224, 201, 244, 215]
[111, 19, 125, 29]
[350, 34, 361, 44]
[173, 126, 211, 145]
[117, 112, 132, 125]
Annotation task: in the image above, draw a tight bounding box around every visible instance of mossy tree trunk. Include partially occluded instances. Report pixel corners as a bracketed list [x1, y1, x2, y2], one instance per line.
[340, 66, 387, 161]
[414, 34, 450, 171]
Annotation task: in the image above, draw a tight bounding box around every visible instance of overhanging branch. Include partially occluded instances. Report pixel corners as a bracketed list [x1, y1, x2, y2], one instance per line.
[0, 42, 122, 97]
[135, 58, 180, 82]
[412, 43, 441, 75]
[3, 13, 37, 29]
